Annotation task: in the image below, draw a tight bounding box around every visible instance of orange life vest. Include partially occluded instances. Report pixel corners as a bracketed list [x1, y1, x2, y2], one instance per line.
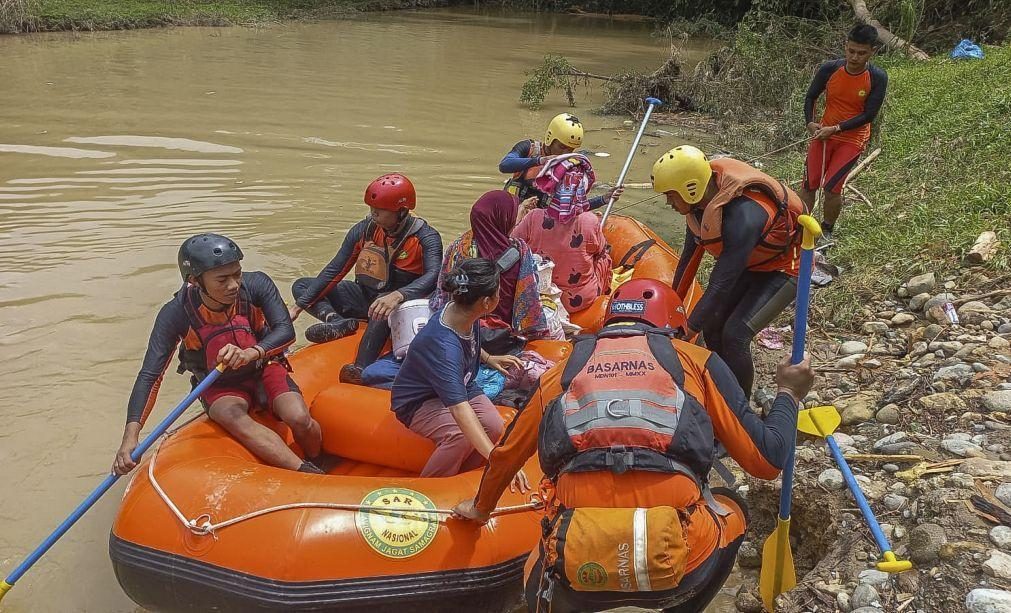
[685, 157, 807, 275]
[354, 217, 425, 291]
[538, 326, 714, 488]
[177, 285, 263, 382]
[536, 325, 724, 596]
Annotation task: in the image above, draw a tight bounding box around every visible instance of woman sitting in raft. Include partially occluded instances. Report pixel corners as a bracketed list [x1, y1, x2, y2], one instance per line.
[431, 190, 549, 341]
[511, 154, 616, 313]
[390, 258, 528, 484]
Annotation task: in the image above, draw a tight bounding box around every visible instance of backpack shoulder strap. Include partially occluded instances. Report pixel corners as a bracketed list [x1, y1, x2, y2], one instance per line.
[181, 285, 205, 330]
[560, 335, 597, 390]
[389, 216, 426, 254]
[646, 329, 685, 386]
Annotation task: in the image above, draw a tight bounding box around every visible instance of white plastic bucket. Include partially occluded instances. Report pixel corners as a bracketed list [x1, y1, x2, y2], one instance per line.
[389, 299, 433, 359]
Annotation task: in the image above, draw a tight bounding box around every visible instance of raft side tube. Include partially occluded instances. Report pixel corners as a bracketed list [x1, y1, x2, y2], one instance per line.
[111, 534, 526, 613]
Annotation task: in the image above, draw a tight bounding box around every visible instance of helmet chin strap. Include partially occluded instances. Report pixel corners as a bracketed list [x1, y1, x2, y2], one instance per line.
[194, 277, 231, 311]
[391, 209, 412, 234]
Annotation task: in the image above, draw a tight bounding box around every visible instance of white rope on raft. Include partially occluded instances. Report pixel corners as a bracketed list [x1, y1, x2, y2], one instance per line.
[145, 430, 543, 540]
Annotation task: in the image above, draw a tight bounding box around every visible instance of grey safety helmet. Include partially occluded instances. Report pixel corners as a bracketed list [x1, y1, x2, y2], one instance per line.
[178, 233, 243, 282]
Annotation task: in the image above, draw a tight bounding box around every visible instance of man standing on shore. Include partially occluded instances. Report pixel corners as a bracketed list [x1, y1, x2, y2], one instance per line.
[801, 23, 888, 240]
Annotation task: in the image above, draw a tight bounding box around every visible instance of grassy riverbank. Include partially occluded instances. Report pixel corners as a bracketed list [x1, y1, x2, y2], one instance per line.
[763, 45, 1011, 322]
[0, 0, 448, 32]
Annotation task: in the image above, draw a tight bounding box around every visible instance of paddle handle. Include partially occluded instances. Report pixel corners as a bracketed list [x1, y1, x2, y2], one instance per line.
[1, 365, 225, 595]
[599, 98, 662, 228]
[777, 216, 821, 522]
[791, 216, 821, 363]
[824, 435, 891, 553]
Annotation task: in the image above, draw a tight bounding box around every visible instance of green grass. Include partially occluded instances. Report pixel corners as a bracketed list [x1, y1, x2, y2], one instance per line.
[766, 45, 1011, 323]
[3, 0, 446, 32]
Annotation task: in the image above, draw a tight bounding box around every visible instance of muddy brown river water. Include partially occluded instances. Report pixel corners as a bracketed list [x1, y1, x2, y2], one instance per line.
[0, 8, 735, 611]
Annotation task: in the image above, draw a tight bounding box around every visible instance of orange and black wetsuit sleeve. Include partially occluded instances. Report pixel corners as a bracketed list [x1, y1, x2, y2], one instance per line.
[473, 364, 564, 515]
[680, 342, 799, 479]
[243, 271, 295, 358]
[126, 300, 190, 426]
[295, 218, 368, 309]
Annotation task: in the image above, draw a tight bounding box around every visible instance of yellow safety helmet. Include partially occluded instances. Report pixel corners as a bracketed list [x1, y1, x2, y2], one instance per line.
[544, 113, 583, 149]
[650, 145, 713, 204]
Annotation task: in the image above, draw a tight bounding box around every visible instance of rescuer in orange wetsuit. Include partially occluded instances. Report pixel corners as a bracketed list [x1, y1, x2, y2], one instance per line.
[453, 278, 814, 612]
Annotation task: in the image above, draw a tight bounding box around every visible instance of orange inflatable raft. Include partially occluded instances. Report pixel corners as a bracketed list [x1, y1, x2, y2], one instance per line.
[110, 331, 572, 613]
[109, 215, 698, 612]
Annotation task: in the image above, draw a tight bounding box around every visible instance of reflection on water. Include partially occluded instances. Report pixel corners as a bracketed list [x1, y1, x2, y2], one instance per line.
[0, 8, 722, 612]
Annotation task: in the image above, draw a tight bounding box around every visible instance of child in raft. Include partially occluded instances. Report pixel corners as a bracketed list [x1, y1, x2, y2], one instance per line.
[390, 258, 529, 487]
[511, 154, 617, 313]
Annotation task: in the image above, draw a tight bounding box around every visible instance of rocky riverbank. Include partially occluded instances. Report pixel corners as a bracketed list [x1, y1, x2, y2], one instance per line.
[731, 266, 1011, 612]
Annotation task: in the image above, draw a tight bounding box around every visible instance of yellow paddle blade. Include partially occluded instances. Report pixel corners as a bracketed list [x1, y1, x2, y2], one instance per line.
[759, 517, 796, 611]
[0, 580, 12, 602]
[878, 551, 914, 573]
[611, 266, 635, 292]
[797, 405, 841, 438]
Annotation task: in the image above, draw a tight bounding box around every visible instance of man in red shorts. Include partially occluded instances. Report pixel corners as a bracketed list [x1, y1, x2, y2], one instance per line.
[112, 233, 324, 475]
[802, 23, 888, 240]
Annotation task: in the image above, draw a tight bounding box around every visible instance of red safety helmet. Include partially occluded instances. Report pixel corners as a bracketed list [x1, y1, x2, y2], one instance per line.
[363, 174, 416, 211]
[605, 278, 687, 330]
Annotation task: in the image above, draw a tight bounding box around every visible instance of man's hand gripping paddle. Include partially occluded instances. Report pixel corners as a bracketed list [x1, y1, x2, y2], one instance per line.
[759, 215, 820, 611]
[798, 405, 913, 573]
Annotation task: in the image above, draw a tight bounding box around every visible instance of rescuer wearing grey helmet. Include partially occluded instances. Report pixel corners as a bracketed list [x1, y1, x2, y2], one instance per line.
[112, 233, 324, 476]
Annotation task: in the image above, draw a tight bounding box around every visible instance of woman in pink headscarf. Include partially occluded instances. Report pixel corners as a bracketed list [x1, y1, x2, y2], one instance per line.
[511, 154, 619, 313]
[431, 190, 548, 339]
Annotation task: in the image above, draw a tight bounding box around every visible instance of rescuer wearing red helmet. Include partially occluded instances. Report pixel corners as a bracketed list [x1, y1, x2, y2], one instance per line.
[291, 174, 443, 384]
[453, 278, 814, 613]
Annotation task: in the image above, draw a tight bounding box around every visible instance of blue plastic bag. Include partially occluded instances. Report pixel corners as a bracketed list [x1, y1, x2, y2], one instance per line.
[951, 39, 984, 60]
[475, 366, 506, 400]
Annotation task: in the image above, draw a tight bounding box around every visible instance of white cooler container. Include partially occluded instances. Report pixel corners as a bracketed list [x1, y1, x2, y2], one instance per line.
[389, 299, 433, 358]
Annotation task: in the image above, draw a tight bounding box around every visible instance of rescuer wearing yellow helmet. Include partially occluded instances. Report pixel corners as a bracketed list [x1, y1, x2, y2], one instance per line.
[651, 145, 808, 395]
[499, 112, 620, 210]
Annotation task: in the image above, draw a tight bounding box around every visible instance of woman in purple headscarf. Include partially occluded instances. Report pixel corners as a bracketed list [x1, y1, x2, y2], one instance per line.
[431, 190, 548, 339]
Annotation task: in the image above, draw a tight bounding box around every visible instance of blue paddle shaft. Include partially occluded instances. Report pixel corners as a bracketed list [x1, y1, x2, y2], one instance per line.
[777, 243, 815, 520]
[825, 434, 893, 554]
[791, 247, 815, 364]
[3, 367, 224, 587]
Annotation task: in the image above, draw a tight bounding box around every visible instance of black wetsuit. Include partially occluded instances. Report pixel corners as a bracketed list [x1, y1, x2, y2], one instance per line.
[292, 216, 442, 367]
[499, 140, 608, 210]
[126, 272, 294, 425]
[674, 197, 797, 395]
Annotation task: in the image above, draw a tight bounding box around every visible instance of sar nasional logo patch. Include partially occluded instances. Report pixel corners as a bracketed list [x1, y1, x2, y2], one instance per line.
[355, 487, 439, 559]
[577, 561, 608, 587]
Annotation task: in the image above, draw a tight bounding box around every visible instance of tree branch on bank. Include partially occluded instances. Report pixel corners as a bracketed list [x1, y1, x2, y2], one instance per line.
[847, 0, 930, 60]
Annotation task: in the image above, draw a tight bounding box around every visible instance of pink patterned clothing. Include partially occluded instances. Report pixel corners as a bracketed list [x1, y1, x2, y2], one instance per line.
[512, 208, 612, 313]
